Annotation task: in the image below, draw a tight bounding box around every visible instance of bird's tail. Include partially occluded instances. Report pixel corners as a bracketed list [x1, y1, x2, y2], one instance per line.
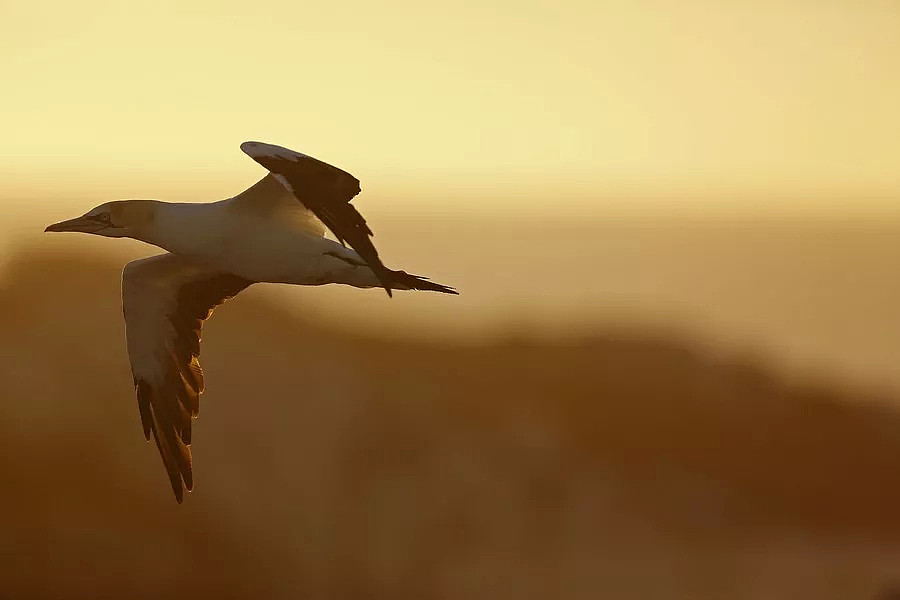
[384, 269, 458, 296]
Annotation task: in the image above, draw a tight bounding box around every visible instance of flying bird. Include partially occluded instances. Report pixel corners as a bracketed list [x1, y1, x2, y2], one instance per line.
[45, 141, 457, 502]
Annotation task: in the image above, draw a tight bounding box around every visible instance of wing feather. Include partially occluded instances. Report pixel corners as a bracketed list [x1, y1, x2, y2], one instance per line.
[123, 254, 251, 502]
[240, 141, 394, 294]
[239, 141, 459, 297]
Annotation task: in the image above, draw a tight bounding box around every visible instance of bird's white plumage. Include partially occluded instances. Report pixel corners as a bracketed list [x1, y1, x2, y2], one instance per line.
[272, 173, 296, 195]
[226, 173, 323, 236]
[142, 195, 374, 286]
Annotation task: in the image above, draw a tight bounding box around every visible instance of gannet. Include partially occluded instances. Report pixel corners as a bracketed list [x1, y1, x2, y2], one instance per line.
[45, 141, 457, 502]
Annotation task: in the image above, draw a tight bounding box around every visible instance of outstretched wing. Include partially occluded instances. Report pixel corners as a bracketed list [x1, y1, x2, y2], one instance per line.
[239, 141, 393, 293]
[122, 254, 252, 502]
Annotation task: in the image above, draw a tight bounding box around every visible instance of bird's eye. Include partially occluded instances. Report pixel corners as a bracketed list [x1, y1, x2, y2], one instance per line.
[94, 213, 112, 225]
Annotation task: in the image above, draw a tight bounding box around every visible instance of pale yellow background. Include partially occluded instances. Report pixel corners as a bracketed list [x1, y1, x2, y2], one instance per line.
[1, 0, 899, 213]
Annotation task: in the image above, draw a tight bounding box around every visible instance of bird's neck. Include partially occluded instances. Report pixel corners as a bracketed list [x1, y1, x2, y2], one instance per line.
[138, 201, 221, 256]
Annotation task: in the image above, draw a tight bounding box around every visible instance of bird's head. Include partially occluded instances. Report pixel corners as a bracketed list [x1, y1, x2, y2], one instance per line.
[45, 200, 157, 238]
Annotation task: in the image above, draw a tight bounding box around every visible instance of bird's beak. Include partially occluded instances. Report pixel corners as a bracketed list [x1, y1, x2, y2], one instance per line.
[45, 214, 104, 233]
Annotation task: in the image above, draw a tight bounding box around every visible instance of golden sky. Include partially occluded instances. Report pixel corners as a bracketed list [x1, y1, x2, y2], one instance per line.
[2, 0, 899, 213]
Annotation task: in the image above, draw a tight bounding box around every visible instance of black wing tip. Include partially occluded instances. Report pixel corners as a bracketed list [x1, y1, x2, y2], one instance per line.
[142, 382, 194, 504]
[166, 465, 191, 504]
[170, 471, 192, 503]
[388, 271, 459, 295]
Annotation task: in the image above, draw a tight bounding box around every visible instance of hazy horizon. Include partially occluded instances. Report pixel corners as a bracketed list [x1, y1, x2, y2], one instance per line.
[9, 208, 900, 399]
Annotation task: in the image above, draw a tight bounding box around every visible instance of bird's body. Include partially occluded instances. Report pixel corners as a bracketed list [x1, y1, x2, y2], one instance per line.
[141, 189, 378, 288]
[45, 142, 456, 502]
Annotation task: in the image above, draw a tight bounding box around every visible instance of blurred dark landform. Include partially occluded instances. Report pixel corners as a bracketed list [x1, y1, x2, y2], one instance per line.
[1, 251, 898, 598]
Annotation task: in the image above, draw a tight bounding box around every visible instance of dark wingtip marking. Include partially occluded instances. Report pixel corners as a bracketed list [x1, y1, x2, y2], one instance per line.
[151, 425, 184, 503]
[387, 270, 458, 295]
[141, 380, 195, 504]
